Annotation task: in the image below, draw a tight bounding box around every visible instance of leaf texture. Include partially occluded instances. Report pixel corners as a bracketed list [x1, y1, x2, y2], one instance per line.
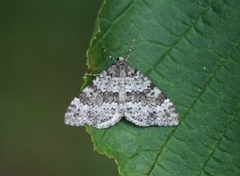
[85, 0, 240, 175]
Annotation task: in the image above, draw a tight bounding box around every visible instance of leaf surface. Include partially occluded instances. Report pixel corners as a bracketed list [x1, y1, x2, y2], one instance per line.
[85, 0, 240, 175]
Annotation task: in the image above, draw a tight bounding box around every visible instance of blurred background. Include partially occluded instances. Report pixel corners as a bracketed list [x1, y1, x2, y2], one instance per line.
[1, 0, 118, 175]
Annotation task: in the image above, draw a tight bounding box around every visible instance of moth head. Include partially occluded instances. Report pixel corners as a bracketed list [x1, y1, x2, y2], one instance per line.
[116, 57, 126, 64]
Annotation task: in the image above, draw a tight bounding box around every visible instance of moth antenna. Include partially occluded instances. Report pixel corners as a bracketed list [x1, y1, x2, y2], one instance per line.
[99, 40, 115, 62]
[126, 39, 135, 61]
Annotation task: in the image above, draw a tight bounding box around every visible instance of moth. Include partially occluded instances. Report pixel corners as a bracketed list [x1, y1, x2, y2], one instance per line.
[65, 40, 179, 129]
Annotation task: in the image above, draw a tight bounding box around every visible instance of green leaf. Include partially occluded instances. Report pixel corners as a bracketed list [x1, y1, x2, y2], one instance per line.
[85, 0, 240, 175]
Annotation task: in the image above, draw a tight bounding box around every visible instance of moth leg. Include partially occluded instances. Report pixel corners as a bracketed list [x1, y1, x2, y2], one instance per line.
[84, 72, 100, 77]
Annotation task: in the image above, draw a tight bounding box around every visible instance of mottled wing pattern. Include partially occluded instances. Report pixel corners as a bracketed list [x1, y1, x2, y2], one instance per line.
[65, 57, 179, 129]
[65, 65, 123, 129]
[123, 65, 179, 126]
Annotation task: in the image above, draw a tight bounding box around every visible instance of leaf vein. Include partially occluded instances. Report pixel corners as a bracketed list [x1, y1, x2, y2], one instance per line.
[197, 107, 240, 175]
[100, 1, 134, 39]
[145, 0, 217, 75]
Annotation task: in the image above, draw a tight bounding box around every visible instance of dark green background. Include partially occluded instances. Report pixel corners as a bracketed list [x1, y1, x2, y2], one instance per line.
[1, 0, 118, 175]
